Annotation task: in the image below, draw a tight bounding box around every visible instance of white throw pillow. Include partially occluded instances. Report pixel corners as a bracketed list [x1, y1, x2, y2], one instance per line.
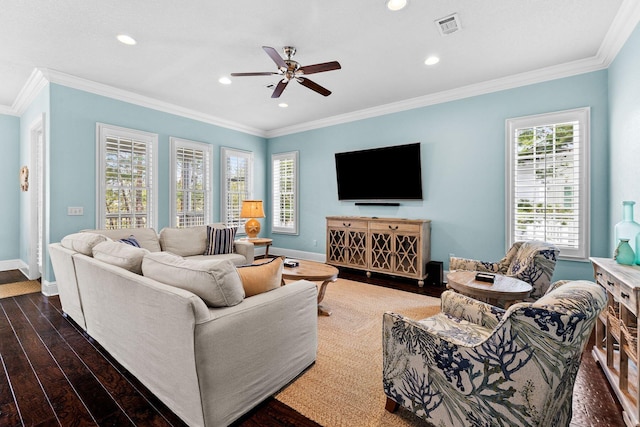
[61, 232, 108, 256]
[142, 252, 245, 307]
[92, 240, 149, 274]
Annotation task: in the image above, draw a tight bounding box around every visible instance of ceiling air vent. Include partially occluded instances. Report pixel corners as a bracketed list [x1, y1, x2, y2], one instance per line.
[435, 13, 461, 36]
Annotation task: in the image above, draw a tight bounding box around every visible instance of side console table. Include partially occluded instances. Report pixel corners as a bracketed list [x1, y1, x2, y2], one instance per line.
[591, 257, 640, 427]
[326, 216, 431, 286]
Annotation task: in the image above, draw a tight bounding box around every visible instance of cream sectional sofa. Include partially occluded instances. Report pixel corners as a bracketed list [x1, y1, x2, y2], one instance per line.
[49, 226, 318, 427]
[49, 225, 253, 329]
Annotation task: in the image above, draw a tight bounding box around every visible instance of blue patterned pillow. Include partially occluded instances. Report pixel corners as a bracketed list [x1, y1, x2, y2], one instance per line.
[118, 235, 141, 248]
[204, 226, 237, 255]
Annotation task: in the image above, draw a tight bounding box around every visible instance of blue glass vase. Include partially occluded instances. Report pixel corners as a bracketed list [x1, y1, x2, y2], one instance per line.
[614, 201, 640, 257]
[615, 239, 635, 265]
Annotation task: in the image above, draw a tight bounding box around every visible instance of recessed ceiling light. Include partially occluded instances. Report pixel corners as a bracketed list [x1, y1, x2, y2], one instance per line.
[116, 34, 136, 45]
[218, 77, 232, 85]
[424, 56, 440, 66]
[278, 103, 288, 108]
[386, 0, 407, 11]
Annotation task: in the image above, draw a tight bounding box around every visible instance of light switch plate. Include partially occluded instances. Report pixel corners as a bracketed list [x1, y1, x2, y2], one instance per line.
[67, 207, 83, 216]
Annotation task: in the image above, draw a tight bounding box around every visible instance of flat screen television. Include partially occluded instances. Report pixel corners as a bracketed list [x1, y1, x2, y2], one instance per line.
[334, 142, 423, 201]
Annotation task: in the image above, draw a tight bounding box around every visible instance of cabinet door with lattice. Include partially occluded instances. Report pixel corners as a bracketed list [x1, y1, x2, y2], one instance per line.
[394, 233, 420, 276]
[327, 228, 347, 265]
[345, 229, 366, 267]
[370, 231, 393, 272]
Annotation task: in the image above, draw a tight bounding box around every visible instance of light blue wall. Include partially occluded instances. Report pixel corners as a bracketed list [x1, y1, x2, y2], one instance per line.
[45, 84, 267, 281]
[0, 114, 21, 260]
[608, 21, 640, 253]
[268, 70, 610, 281]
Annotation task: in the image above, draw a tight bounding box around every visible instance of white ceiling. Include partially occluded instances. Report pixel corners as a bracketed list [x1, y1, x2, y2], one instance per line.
[1, 1, 639, 137]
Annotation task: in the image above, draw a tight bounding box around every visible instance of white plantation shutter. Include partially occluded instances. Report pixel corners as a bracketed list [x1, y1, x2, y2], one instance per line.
[272, 151, 298, 234]
[97, 123, 158, 229]
[221, 147, 253, 228]
[506, 108, 590, 260]
[170, 138, 212, 228]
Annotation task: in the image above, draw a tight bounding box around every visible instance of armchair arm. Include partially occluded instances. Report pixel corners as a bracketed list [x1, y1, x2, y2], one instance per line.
[233, 240, 255, 264]
[449, 256, 501, 273]
[440, 290, 505, 328]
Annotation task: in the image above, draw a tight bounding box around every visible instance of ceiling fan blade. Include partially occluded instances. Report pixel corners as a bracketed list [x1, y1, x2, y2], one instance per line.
[297, 78, 331, 96]
[271, 80, 289, 98]
[231, 72, 279, 77]
[262, 46, 287, 69]
[299, 61, 341, 75]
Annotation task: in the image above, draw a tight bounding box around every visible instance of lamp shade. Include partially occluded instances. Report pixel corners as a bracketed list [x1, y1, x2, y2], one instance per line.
[240, 200, 265, 219]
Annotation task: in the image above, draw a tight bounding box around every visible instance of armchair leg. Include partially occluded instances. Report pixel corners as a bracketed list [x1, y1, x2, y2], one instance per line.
[385, 397, 399, 413]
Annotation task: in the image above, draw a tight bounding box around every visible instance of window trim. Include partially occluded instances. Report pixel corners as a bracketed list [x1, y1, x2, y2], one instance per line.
[271, 151, 299, 235]
[96, 123, 158, 229]
[505, 107, 590, 261]
[169, 137, 213, 228]
[220, 147, 254, 230]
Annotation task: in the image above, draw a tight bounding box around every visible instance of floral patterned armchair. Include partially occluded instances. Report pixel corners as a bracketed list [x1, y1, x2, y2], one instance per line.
[383, 280, 606, 427]
[449, 240, 559, 300]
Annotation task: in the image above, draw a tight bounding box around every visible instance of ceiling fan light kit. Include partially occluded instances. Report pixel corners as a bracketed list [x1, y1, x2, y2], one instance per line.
[231, 46, 341, 98]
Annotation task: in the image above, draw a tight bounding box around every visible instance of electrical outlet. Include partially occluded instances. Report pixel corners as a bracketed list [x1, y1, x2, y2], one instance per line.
[449, 253, 455, 259]
[67, 207, 84, 216]
[313, 239, 318, 247]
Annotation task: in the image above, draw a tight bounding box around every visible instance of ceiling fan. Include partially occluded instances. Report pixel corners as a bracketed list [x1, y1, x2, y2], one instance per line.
[231, 46, 341, 98]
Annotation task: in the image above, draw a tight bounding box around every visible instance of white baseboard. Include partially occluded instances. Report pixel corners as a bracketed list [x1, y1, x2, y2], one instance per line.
[0, 259, 28, 272]
[269, 247, 325, 263]
[42, 280, 58, 296]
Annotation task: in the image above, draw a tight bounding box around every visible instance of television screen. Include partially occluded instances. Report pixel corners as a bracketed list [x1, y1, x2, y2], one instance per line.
[334, 143, 423, 201]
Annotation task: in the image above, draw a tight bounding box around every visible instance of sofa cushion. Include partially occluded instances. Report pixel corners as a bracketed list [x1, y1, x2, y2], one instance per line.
[61, 232, 108, 256]
[159, 225, 223, 256]
[92, 240, 149, 274]
[236, 257, 284, 297]
[204, 226, 237, 255]
[84, 228, 161, 252]
[142, 252, 244, 307]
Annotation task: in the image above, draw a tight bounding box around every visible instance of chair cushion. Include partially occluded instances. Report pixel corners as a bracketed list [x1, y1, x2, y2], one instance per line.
[61, 232, 108, 256]
[417, 312, 494, 346]
[142, 252, 244, 307]
[204, 226, 238, 255]
[236, 257, 283, 297]
[92, 240, 149, 274]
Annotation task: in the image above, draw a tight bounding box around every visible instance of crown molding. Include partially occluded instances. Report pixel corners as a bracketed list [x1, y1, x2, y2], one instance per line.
[42, 69, 267, 137]
[265, 56, 608, 138]
[10, 68, 49, 116]
[597, 0, 640, 65]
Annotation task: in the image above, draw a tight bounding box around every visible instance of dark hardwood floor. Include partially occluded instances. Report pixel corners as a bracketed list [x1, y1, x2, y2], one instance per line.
[0, 268, 626, 426]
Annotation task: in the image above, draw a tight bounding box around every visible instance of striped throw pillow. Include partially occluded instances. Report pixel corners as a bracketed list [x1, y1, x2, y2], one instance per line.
[204, 226, 237, 255]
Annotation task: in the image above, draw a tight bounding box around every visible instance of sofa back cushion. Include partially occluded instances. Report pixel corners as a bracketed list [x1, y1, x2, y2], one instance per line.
[61, 232, 108, 256]
[142, 252, 244, 307]
[158, 224, 224, 256]
[83, 228, 161, 252]
[92, 240, 150, 274]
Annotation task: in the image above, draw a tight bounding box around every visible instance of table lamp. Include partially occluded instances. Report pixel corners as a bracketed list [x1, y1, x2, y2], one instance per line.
[240, 200, 265, 238]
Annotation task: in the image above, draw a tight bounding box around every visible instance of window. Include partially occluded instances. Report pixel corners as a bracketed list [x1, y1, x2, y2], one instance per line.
[272, 151, 298, 234]
[96, 123, 158, 229]
[221, 147, 253, 228]
[506, 107, 590, 260]
[170, 137, 212, 228]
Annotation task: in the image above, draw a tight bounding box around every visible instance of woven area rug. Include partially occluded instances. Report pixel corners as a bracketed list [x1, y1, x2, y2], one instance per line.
[275, 278, 439, 427]
[0, 281, 41, 299]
